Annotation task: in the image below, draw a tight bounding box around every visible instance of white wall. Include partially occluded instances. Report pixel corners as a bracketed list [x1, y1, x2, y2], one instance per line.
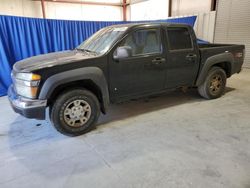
[169, 12, 215, 43]
[194, 11, 216, 42]
[45, 2, 122, 21]
[0, 0, 216, 41]
[0, 0, 123, 21]
[0, 0, 43, 18]
[172, 0, 212, 16]
[170, 0, 215, 42]
[128, 0, 169, 21]
[214, 0, 250, 67]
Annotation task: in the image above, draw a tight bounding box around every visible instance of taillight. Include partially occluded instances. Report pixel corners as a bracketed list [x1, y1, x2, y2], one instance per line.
[234, 52, 243, 58]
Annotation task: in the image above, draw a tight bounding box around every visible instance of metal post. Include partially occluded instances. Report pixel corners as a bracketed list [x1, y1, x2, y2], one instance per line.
[41, 0, 46, 18]
[123, 0, 127, 21]
[168, 0, 172, 17]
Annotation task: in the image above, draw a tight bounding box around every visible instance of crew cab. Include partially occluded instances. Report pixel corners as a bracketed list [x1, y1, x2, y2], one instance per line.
[8, 23, 245, 136]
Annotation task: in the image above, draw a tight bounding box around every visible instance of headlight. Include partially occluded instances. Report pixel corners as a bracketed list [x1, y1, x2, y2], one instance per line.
[14, 73, 41, 99]
[16, 73, 41, 81]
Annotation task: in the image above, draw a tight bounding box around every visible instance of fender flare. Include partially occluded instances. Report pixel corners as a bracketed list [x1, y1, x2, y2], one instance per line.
[196, 52, 234, 86]
[39, 67, 109, 112]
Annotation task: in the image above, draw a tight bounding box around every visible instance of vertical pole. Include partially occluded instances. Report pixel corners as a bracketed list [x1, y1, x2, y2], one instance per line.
[168, 0, 172, 17]
[123, 0, 127, 21]
[211, 0, 217, 11]
[41, 0, 46, 18]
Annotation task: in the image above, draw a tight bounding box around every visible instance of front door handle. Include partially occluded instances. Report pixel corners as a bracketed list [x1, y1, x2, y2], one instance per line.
[152, 58, 166, 65]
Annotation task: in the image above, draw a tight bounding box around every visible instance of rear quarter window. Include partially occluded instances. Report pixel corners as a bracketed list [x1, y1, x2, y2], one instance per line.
[167, 27, 193, 50]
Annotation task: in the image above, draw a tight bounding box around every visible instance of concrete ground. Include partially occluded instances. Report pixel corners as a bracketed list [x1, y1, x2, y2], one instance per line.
[0, 69, 250, 188]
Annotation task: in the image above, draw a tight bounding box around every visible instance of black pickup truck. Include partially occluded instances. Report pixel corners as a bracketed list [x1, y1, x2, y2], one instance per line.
[8, 23, 245, 136]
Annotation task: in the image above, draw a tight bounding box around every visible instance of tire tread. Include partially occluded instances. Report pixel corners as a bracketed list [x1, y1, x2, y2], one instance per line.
[198, 66, 227, 99]
[50, 89, 100, 136]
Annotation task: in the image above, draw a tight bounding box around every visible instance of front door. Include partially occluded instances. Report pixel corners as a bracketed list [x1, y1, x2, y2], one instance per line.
[109, 27, 166, 101]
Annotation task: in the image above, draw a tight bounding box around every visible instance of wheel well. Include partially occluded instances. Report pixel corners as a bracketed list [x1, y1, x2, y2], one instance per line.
[48, 79, 105, 114]
[212, 62, 231, 77]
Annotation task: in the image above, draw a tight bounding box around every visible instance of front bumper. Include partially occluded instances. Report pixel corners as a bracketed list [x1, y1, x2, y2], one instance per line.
[8, 85, 47, 120]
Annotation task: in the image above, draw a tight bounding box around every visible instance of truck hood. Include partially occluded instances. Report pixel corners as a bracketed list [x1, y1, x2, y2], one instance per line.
[14, 50, 97, 72]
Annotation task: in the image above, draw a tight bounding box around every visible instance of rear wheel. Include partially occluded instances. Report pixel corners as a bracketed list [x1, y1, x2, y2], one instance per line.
[50, 89, 100, 136]
[198, 66, 227, 99]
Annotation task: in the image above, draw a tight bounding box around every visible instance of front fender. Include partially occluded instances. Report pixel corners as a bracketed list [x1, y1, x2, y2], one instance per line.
[38, 67, 109, 108]
[196, 52, 234, 86]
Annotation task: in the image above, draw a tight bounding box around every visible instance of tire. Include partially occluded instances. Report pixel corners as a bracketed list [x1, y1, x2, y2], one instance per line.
[50, 89, 100, 136]
[198, 66, 227, 99]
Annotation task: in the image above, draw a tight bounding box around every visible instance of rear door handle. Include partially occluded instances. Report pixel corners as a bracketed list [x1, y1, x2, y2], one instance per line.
[186, 54, 197, 58]
[186, 54, 197, 62]
[152, 58, 166, 65]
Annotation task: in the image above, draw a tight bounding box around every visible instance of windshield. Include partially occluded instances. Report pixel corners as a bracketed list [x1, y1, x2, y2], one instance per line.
[77, 26, 128, 55]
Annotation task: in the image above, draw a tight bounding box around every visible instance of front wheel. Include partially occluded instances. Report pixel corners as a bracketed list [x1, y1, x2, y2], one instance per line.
[198, 66, 227, 99]
[50, 89, 100, 136]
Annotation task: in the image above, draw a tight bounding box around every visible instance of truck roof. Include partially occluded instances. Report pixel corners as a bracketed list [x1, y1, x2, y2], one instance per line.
[106, 22, 191, 29]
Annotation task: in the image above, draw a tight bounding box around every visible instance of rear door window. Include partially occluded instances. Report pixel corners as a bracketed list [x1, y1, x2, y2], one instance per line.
[167, 27, 193, 50]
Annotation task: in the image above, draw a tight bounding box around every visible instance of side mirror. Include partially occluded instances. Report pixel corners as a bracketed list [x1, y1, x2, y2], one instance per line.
[113, 46, 132, 60]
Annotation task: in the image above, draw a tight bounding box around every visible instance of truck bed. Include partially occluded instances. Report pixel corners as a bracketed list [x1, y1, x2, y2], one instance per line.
[198, 43, 240, 49]
[198, 43, 245, 75]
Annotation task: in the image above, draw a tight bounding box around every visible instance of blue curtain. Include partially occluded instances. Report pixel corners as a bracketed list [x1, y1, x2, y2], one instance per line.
[0, 15, 196, 96]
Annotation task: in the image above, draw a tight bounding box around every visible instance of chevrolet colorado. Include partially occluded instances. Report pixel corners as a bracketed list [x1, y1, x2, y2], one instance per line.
[8, 23, 245, 136]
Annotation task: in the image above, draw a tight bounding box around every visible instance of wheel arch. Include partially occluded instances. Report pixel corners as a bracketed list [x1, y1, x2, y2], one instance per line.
[196, 52, 234, 86]
[39, 67, 109, 114]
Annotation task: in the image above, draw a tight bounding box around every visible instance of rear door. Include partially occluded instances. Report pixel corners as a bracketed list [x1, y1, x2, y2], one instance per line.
[164, 26, 200, 88]
[109, 26, 166, 101]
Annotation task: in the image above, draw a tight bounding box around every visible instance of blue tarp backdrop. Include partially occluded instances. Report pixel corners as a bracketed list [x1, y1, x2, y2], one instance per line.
[0, 15, 196, 96]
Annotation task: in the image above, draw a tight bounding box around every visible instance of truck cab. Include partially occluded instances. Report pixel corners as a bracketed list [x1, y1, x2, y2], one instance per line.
[109, 23, 200, 102]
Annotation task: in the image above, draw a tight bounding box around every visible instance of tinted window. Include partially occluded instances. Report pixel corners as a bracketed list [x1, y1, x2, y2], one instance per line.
[167, 27, 192, 50]
[121, 29, 161, 56]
